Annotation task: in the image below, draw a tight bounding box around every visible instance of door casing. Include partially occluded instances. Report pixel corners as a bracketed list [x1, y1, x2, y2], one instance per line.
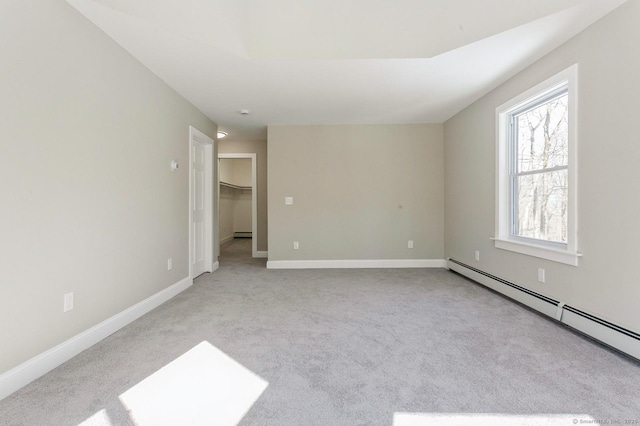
[189, 126, 216, 279]
[218, 153, 258, 258]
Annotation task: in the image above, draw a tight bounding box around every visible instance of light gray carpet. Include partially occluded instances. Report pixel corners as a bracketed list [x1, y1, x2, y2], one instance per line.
[1, 238, 639, 425]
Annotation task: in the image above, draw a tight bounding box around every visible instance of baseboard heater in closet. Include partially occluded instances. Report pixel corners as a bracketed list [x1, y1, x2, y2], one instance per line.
[447, 258, 640, 361]
[233, 232, 252, 238]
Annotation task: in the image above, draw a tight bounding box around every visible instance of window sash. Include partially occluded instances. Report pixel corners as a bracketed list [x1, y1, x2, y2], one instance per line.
[507, 85, 569, 246]
[508, 84, 567, 120]
[510, 169, 569, 246]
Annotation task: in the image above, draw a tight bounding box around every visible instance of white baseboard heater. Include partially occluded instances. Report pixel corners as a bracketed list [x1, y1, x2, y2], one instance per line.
[448, 258, 640, 361]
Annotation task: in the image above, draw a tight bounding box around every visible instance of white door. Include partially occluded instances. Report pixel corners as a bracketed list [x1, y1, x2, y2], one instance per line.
[190, 127, 214, 278]
[192, 140, 206, 277]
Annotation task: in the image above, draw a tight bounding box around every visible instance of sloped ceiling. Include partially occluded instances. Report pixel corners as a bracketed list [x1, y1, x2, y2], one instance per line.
[66, 0, 627, 140]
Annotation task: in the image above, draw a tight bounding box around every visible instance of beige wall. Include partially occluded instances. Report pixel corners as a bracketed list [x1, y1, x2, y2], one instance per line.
[219, 185, 236, 242]
[444, 1, 640, 332]
[0, 1, 217, 374]
[233, 191, 253, 234]
[231, 159, 252, 188]
[219, 158, 234, 185]
[219, 186, 252, 240]
[268, 124, 443, 261]
[219, 158, 252, 187]
[219, 140, 268, 252]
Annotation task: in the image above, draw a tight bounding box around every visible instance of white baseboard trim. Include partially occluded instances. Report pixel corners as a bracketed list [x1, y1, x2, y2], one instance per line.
[266, 259, 447, 269]
[219, 235, 234, 245]
[255, 251, 268, 258]
[0, 276, 193, 401]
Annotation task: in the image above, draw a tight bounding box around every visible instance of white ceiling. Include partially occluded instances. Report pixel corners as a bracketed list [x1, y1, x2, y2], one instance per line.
[66, 0, 627, 140]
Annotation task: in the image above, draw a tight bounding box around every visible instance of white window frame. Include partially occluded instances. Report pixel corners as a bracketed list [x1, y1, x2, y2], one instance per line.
[494, 64, 581, 266]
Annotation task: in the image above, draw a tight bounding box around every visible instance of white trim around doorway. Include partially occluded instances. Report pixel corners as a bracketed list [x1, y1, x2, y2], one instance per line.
[218, 153, 259, 258]
[190, 126, 217, 278]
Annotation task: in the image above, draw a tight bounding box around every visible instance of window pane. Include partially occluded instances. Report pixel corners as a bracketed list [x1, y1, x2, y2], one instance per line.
[514, 169, 568, 243]
[515, 93, 568, 173]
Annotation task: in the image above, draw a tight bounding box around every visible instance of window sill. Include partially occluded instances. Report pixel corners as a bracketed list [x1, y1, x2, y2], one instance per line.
[492, 238, 581, 266]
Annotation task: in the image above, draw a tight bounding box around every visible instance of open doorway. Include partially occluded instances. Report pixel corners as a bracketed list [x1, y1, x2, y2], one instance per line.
[218, 154, 257, 260]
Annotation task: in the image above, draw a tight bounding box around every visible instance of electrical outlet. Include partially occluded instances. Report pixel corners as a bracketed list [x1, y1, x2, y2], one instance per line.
[538, 268, 546, 283]
[475, 250, 480, 262]
[64, 292, 74, 312]
[293, 241, 299, 250]
[408, 240, 414, 249]
[285, 197, 294, 205]
[167, 258, 173, 270]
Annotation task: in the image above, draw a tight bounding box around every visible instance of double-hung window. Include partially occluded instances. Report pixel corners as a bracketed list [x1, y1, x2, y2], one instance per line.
[495, 65, 580, 266]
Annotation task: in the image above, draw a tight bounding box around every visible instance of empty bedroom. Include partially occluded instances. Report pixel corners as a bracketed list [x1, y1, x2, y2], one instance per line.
[1, 0, 639, 425]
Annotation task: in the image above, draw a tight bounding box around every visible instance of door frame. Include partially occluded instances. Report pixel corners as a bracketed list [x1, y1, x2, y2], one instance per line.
[218, 153, 258, 258]
[189, 126, 217, 279]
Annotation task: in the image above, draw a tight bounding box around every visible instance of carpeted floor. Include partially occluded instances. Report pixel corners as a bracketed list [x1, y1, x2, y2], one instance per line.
[1, 238, 639, 425]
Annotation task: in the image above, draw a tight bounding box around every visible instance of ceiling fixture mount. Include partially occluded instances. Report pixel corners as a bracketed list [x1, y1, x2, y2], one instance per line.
[239, 109, 250, 115]
[217, 131, 228, 139]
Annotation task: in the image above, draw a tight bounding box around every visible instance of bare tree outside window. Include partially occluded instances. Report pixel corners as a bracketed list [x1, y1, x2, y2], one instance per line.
[511, 92, 568, 243]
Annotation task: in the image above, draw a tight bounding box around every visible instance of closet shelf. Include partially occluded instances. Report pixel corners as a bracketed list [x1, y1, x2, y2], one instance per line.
[220, 181, 251, 190]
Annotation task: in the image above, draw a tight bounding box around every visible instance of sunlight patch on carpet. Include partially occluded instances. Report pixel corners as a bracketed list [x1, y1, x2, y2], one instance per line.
[393, 412, 596, 425]
[77, 408, 113, 425]
[119, 341, 268, 425]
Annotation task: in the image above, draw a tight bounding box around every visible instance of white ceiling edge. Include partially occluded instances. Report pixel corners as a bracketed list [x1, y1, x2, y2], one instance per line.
[73, 0, 592, 60]
[429, 0, 629, 121]
[65, 0, 628, 141]
[240, 0, 588, 60]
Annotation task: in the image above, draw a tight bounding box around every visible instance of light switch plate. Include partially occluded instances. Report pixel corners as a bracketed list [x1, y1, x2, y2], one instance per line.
[285, 196, 293, 205]
[64, 292, 74, 312]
